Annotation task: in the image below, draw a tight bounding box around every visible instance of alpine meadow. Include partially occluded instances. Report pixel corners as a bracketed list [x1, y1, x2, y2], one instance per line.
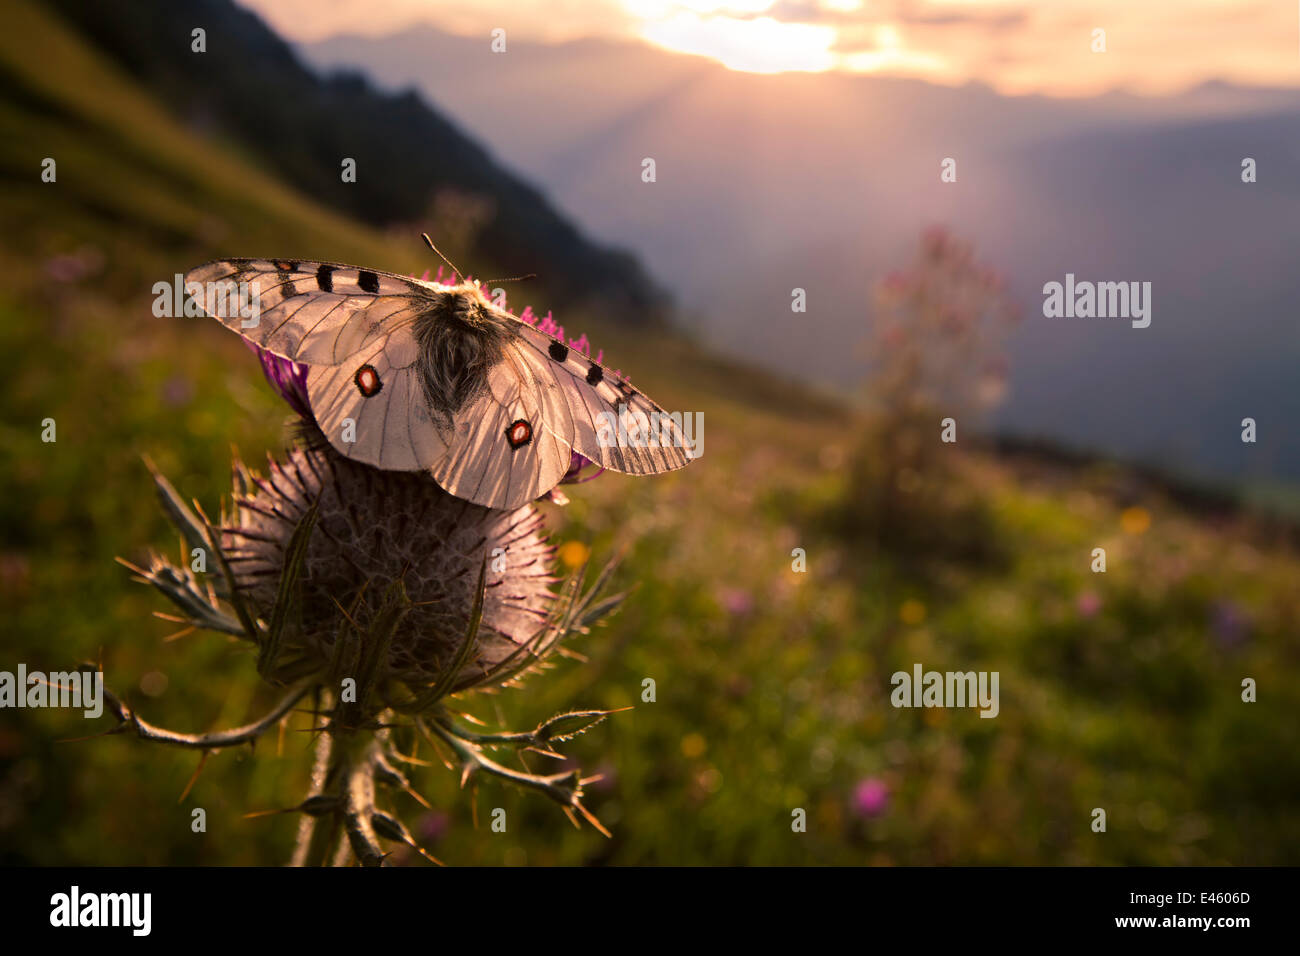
[2, 0, 1299, 886]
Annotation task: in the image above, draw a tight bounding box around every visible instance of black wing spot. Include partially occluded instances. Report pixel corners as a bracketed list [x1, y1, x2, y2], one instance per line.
[358, 270, 380, 294]
[548, 341, 568, 362]
[506, 418, 532, 450]
[586, 364, 603, 386]
[354, 364, 383, 397]
[275, 261, 298, 299]
[316, 264, 335, 292]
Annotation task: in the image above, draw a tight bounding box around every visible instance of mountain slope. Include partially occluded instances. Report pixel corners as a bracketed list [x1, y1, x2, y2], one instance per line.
[42, 0, 668, 320]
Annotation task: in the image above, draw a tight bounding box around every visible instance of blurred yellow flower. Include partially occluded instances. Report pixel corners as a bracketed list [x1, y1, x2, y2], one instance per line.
[558, 540, 591, 568]
[1121, 507, 1151, 535]
[681, 732, 707, 759]
[899, 599, 927, 626]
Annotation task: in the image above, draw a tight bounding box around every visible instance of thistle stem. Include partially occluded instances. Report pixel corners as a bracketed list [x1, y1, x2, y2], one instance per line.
[299, 797, 342, 868]
[295, 703, 389, 867]
[291, 686, 332, 866]
[342, 739, 386, 866]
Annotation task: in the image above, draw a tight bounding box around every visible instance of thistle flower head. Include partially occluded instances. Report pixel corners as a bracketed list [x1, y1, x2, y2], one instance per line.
[120, 428, 631, 862]
[221, 430, 560, 696]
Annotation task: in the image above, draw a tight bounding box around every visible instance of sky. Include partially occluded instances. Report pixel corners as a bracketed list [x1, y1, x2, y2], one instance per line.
[239, 0, 1300, 96]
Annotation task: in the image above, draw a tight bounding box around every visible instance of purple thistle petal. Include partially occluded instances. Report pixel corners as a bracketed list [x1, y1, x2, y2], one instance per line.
[247, 342, 312, 422]
[560, 451, 605, 485]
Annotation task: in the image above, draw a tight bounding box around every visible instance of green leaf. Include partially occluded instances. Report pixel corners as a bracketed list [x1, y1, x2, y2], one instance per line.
[139, 561, 245, 636]
[415, 558, 486, 708]
[144, 458, 210, 556]
[350, 581, 407, 718]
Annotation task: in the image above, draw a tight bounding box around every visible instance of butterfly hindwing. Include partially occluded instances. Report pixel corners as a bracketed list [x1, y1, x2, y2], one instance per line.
[306, 327, 442, 472]
[431, 347, 574, 508]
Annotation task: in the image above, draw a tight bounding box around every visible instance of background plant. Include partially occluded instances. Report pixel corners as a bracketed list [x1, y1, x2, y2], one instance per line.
[842, 227, 1023, 560]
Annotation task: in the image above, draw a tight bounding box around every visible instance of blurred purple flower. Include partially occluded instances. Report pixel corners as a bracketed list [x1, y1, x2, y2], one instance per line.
[852, 777, 889, 817]
[1076, 591, 1102, 618]
[45, 254, 88, 284]
[248, 343, 312, 422]
[1210, 600, 1250, 649]
[162, 375, 193, 407]
[921, 225, 949, 258]
[717, 586, 754, 616]
[43, 247, 104, 284]
[417, 810, 450, 843]
[544, 452, 606, 504]
[589, 760, 619, 793]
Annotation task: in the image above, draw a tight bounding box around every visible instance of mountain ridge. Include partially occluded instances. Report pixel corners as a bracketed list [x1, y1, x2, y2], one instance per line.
[43, 0, 670, 322]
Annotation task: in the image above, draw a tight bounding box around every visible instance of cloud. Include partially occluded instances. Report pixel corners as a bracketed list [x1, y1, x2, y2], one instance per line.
[240, 0, 1300, 95]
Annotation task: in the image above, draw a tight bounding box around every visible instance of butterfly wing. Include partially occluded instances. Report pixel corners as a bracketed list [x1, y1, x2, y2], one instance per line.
[429, 339, 576, 508]
[306, 326, 451, 472]
[184, 259, 436, 365]
[187, 257, 692, 507]
[509, 323, 694, 475]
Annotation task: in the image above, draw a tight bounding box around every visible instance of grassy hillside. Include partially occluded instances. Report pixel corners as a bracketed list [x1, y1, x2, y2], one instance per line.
[2, 0, 1298, 865]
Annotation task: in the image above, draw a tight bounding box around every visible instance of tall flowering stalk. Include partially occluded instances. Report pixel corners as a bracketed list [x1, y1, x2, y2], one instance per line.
[867, 226, 1022, 423]
[111, 318, 625, 865]
[846, 227, 1022, 553]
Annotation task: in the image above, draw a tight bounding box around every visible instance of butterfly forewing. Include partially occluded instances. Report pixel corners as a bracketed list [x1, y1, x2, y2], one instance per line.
[184, 259, 434, 366]
[429, 355, 573, 507]
[510, 323, 692, 475]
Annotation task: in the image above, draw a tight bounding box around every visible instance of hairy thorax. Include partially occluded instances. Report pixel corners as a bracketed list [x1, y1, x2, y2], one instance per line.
[412, 284, 511, 421]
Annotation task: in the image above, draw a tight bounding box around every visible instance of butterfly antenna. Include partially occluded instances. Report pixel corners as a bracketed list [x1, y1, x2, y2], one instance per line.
[481, 273, 538, 285]
[421, 233, 462, 283]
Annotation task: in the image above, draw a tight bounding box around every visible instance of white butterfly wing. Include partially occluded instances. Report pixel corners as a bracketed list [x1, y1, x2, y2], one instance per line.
[510, 323, 693, 475]
[184, 259, 434, 365]
[187, 257, 692, 507]
[431, 342, 575, 508]
[307, 327, 447, 472]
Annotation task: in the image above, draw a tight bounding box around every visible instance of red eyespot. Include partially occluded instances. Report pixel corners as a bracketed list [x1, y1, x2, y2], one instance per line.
[354, 364, 382, 397]
[506, 418, 532, 449]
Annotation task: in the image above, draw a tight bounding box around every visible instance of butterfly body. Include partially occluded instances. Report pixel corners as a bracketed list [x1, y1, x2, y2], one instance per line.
[408, 280, 511, 426]
[184, 258, 692, 508]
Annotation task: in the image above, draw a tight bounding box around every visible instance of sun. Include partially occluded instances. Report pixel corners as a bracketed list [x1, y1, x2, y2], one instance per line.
[628, 2, 838, 74]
